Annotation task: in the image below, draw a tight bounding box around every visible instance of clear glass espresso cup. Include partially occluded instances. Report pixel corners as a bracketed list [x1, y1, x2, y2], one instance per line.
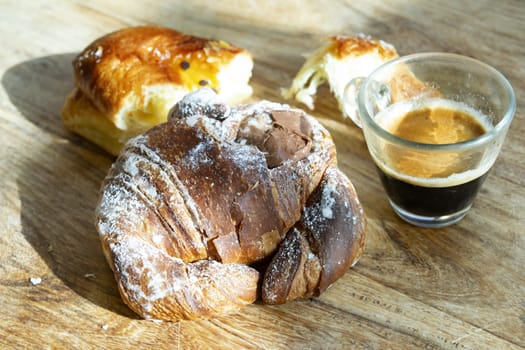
[348, 53, 515, 228]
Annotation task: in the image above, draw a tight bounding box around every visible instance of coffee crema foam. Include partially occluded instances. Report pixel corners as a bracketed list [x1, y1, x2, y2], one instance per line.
[372, 98, 494, 187]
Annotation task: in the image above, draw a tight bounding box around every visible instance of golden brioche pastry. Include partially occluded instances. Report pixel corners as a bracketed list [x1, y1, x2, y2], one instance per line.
[96, 89, 366, 321]
[62, 26, 253, 155]
[281, 34, 398, 126]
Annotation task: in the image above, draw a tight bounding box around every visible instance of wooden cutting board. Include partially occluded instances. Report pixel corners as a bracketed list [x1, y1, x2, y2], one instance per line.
[1, 1, 524, 349]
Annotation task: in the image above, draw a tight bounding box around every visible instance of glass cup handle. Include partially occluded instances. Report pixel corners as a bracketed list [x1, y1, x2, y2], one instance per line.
[342, 77, 365, 128]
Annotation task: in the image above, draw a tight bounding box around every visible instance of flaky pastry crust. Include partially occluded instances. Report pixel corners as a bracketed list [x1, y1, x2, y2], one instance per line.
[62, 26, 253, 155]
[281, 34, 398, 126]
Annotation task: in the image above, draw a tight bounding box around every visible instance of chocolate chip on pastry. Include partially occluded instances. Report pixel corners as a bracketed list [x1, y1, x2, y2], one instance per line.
[95, 88, 366, 321]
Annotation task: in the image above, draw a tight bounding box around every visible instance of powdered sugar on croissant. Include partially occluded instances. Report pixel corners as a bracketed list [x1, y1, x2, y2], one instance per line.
[96, 88, 366, 321]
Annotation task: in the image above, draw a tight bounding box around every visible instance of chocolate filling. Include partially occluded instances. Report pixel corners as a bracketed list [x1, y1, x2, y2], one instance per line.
[238, 110, 313, 168]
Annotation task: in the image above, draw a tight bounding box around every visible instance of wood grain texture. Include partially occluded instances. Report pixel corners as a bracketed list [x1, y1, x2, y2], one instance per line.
[1, 0, 524, 349]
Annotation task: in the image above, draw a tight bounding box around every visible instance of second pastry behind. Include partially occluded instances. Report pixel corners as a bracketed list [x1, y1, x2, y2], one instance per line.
[62, 26, 253, 155]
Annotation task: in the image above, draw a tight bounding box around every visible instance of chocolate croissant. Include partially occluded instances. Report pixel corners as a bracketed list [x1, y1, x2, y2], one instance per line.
[95, 89, 366, 321]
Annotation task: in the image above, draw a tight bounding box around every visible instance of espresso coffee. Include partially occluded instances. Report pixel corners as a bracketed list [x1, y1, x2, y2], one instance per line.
[373, 99, 492, 218]
[377, 167, 489, 217]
